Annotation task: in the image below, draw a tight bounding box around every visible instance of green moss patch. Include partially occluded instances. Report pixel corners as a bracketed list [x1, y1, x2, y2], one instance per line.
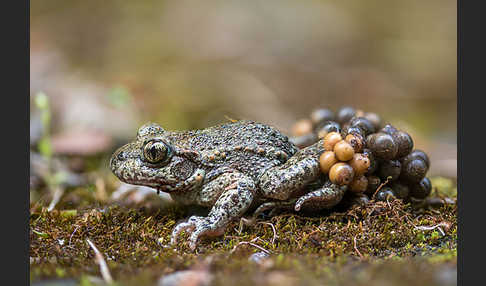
[30, 176, 456, 285]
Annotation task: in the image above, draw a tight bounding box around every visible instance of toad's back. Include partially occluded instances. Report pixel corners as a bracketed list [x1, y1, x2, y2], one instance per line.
[165, 120, 299, 179]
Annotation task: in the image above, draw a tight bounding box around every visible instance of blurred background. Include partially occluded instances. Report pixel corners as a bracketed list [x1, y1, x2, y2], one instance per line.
[30, 0, 456, 181]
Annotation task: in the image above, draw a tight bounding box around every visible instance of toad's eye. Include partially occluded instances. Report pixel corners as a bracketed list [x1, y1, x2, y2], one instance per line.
[143, 141, 169, 164]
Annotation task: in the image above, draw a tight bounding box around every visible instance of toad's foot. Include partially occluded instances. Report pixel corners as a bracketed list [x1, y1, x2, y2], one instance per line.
[294, 183, 346, 212]
[170, 216, 225, 250]
[171, 172, 256, 250]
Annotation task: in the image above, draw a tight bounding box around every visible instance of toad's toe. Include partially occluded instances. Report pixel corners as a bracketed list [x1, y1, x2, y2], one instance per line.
[170, 216, 204, 245]
[188, 221, 225, 251]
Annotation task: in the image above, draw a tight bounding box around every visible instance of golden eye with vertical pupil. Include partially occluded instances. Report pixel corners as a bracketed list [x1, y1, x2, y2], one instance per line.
[143, 141, 168, 163]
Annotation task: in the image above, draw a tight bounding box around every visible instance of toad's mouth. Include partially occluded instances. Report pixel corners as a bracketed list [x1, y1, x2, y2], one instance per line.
[114, 166, 177, 190]
[110, 159, 201, 193]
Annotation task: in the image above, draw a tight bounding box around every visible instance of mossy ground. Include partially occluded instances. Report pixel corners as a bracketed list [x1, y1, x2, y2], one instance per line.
[30, 177, 457, 286]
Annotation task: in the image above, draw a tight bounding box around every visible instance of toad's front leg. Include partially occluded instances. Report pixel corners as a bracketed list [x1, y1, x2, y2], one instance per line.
[171, 172, 256, 250]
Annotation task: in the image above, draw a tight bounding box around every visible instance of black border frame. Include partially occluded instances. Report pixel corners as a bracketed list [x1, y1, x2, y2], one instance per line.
[13, 0, 473, 284]
[457, 0, 482, 285]
[3, 0, 30, 285]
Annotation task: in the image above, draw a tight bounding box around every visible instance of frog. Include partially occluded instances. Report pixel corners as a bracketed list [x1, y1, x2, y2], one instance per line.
[110, 120, 347, 250]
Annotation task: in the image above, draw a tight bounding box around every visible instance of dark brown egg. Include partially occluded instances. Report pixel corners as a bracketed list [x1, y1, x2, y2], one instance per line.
[401, 150, 430, 169]
[409, 177, 432, 199]
[329, 162, 355, 186]
[390, 182, 410, 199]
[291, 119, 313, 136]
[375, 187, 396, 202]
[349, 153, 371, 175]
[349, 117, 375, 135]
[341, 125, 366, 139]
[362, 148, 378, 174]
[350, 193, 370, 206]
[367, 132, 398, 160]
[336, 106, 356, 124]
[334, 140, 355, 161]
[317, 121, 341, 139]
[319, 151, 338, 174]
[377, 160, 401, 181]
[380, 124, 398, 135]
[323, 132, 343, 151]
[401, 159, 427, 183]
[364, 112, 382, 131]
[349, 175, 368, 193]
[311, 109, 335, 127]
[392, 131, 414, 158]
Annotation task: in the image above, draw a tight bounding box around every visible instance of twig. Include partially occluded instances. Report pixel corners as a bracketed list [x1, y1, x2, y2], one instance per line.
[258, 222, 278, 245]
[344, 220, 351, 230]
[68, 226, 80, 246]
[237, 217, 254, 235]
[47, 186, 65, 211]
[230, 241, 271, 255]
[366, 204, 378, 221]
[353, 235, 364, 260]
[414, 223, 449, 236]
[308, 226, 323, 237]
[251, 237, 268, 244]
[86, 239, 113, 284]
[372, 177, 391, 199]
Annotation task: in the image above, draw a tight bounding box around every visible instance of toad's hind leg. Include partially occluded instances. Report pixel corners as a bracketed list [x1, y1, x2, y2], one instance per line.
[251, 200, 296, 219]
[294, 182, 347, 212]
[258, 141, 323, 200]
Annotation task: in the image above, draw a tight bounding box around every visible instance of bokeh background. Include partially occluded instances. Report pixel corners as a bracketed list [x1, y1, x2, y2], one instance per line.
[30, 0, 456, 178]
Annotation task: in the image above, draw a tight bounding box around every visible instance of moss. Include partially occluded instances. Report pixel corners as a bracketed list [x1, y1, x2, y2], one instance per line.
[30, 176, 457, 285]
[431, 177, 456, 195]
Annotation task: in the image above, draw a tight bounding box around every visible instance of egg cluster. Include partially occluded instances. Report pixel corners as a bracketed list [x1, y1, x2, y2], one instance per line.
[291, 106, 432, 202]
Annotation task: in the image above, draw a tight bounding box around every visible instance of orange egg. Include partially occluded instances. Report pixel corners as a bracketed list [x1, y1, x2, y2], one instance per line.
[323, 132, 343, 151]
[348, 153, 371, 175]
[319, 151, 338, 174]
[349, 175, 368, 193]
[329, 162, 355, 186]
[334, 140, 355, 161]
[291, 119, 313, 136]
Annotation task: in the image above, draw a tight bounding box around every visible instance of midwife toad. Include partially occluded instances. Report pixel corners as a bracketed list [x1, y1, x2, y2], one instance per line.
[110, 120, 346, 250]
